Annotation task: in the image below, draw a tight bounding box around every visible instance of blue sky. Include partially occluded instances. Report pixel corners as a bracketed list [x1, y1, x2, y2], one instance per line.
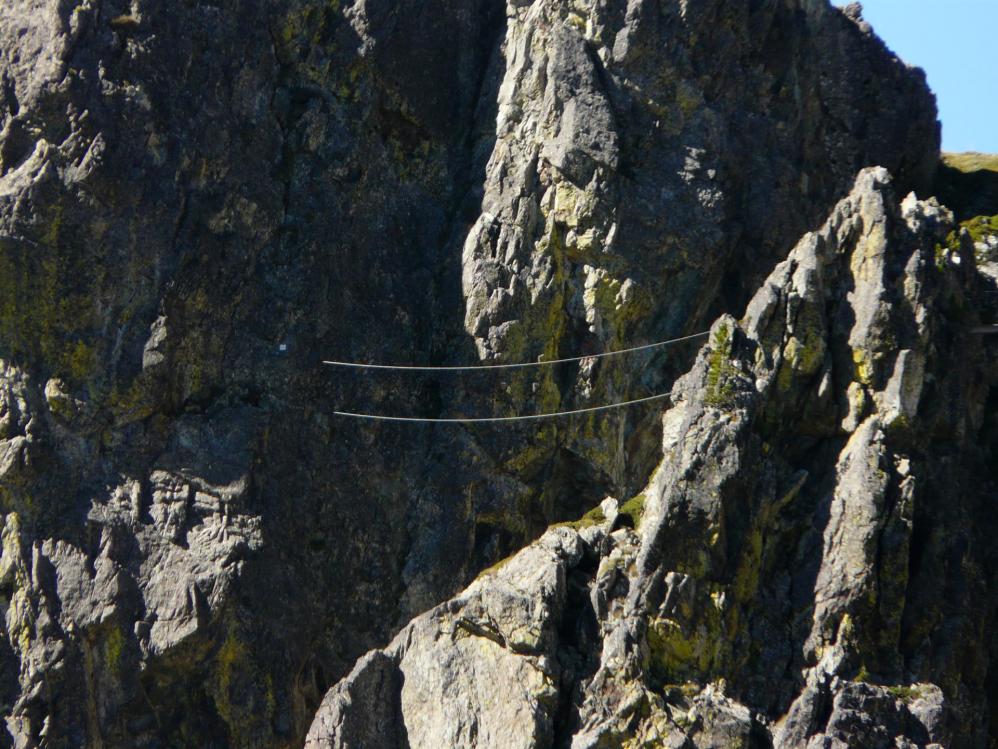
[856, 1, 997, 153]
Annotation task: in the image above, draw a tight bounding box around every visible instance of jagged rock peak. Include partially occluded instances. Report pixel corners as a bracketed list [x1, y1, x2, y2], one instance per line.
[306, 169, 996, 748]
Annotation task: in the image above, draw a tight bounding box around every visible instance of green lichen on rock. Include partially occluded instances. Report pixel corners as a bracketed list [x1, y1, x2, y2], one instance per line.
[775, 299, 827, 394]
[704, 324, 737, 408]
[730, 524, 763, 607]
[935, 212, 998, 265]
[274, 0, 343, 82]
[961, 214, 998, 243]
[556, 504, 606, 530]
[646, 596, 726, 686]
[0, 514, 34, 657]
[886, 684, 922, 703]
[475, 553, 514, 581]
[103, 625, 126, 675]
[474, 511, 527, 538]
[105, 380, 157, 426]
[210, 621, 277, 747]
[618, 493, 646, 528]
[0, 227, 100, 385]
[647, 618, 696, 678]
[495, 226, 570, 425]
[851, 348, 876, 387]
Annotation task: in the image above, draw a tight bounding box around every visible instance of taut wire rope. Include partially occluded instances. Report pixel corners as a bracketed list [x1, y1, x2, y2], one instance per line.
[322, 331, 710, 372]
[333, 391, 676, 423]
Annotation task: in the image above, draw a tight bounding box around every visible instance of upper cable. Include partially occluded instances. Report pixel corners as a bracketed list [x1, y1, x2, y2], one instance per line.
[322, 331, 709, 372]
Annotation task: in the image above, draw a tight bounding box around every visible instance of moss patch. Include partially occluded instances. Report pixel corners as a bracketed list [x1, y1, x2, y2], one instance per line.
[886, 684, 922, 703]
[647, 609, 724, 685]
[0, 227, 100, 384]
[938, 213, 998, 265]
[104, 624, 126, 674]
[618, 493, 646, 528]
[210, 621, 276, 746]
[556, 504, 606, 530]
[962, 214, 998, 243]
[704, 324, 737, 408]
[475, 554, 514, 580]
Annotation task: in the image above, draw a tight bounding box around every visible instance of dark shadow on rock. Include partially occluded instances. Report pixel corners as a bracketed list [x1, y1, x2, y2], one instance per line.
[934, 162, 998, 221]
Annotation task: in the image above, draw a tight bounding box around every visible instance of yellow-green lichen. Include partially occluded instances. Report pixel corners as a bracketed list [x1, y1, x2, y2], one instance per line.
[646, 612, 724, 684]
[67, 341, 97, 381]
[552, 181, 584, 228]
[274, 0, 345, 86]
[648, 619, 695, 671]
[475, 554, 515, 581]
[851, 348, 877, 387]
[106, 379, 156, 426]
[474, 511, 526, 538]
[662, 681, 701, 701]
[210, 622, 276, 745]
[582, 270, 652, 345]
[704, 324, 737, 408]
[886, 684, 922, 703]
[961, 214, 998, 244]
[618, 493, 646, 528]
[731, 526, 763, 608]
[104, 625, 125, 674]
[7, 587, 34, 655]
[2, 516, 34, 657]
[566, 11, 587, 32]
[0, 486, 39, 528]
[495, 227, 570, 435]
[555, 504, 606, 530]
[674, 80, 702, 119]
[775, 310, 826, 393]
[946, 214, 998, 264]
[0, 222, 101, 384]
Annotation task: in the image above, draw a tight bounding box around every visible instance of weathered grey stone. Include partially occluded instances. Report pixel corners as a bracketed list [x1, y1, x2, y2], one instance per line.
[312, 169, 997, 748]
[307, 526, 587, 749]
[0, 0, 989, 746]
[304, 652, 406, 749]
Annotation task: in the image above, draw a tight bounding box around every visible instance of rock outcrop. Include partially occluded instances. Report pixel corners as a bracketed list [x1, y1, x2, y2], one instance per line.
[307, 169, 998, 748]
[1, 0, 990, 746]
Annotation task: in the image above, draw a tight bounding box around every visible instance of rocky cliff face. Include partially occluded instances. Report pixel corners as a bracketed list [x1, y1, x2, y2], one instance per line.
[0, 0, 991, 747]
[306, 168, 998, 748]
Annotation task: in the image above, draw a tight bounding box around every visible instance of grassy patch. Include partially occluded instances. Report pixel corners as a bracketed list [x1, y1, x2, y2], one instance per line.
[555, 504, 606, 530]
[939, 213, 998, 264]
[936, 154, 998, 220]
[962, 214, 998, 244]
[942, 152, 998, 174]
[886, 684, 922, 703]
[475, 554, 514, 580]
[618, 493, 646, 528]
